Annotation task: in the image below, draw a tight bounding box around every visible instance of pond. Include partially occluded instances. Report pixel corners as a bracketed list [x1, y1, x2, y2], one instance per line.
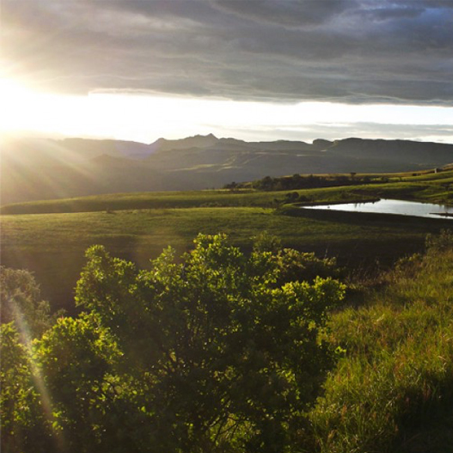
[302, 199, 453, 220]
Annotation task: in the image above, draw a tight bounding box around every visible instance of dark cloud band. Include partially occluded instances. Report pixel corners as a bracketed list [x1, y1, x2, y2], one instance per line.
[2, 0, 453, 105]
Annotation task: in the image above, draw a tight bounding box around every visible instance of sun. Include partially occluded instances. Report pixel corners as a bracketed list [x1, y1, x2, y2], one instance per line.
[0, 77, 101, 139]
[0, 78, 36, 134]
[0, 77, 203, 142]
[0, 78, 75, 138]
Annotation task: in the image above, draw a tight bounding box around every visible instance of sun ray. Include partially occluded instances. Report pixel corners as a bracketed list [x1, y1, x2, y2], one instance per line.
[1, 77, 453, 144]
[7, 297, 67, 451]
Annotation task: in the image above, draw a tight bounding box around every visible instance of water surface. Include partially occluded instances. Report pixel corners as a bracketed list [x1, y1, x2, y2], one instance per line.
[302, 199, 453, 220]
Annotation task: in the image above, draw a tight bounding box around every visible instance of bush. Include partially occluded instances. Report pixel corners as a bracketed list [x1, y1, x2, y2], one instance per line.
[0, 266, 59, 339]
[3, 234, 345, 453]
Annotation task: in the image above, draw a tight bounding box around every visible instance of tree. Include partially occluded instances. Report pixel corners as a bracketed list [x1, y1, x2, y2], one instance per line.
[34, 314, 125, 453]
[3, 234, 345, 452]
[0, 266, 59, 339]
[0, 324, 53, 453]
[1, 268, 60, 452]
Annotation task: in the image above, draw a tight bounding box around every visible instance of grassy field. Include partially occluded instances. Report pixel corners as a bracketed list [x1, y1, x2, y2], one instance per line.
[309, 232, 453, 453]
[1, 168, 452, 215]
[1, 169, 452, 313]
[2, 168, 453, 452]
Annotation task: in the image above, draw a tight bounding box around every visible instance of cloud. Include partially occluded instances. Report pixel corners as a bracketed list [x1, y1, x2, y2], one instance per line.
[2, 0, 453, 105]
[210, 0, 357, 27]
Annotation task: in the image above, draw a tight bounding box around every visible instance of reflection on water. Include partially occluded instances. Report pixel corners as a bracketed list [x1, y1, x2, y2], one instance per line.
[302, 199, 453, 220]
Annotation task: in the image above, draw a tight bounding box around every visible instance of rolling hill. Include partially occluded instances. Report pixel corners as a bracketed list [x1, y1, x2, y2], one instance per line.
[2, 134, 453, 205]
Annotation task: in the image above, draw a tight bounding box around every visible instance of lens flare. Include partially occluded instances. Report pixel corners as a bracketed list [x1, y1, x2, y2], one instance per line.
[8, 298, 67, 451]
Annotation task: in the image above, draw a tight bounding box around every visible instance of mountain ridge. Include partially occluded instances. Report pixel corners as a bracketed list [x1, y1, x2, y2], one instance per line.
[2, 134, 453, 205]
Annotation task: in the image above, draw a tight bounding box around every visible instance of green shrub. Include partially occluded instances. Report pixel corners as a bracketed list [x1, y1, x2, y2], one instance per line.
[0, 266, 61, 339]
[2, 234, 345, 453]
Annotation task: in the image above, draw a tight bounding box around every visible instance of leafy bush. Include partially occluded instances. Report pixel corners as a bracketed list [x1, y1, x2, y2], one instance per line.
[0, 324, 53, 453]
[2, 234, 345, 453]
[0, 266, 59, 339]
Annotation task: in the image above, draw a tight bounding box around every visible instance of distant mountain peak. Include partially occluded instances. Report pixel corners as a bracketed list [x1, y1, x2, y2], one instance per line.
[184, 133, 218, 141]
[3, 135, 453, 205]
[150, 133, 219, 153]
[312, 138, 332, 147]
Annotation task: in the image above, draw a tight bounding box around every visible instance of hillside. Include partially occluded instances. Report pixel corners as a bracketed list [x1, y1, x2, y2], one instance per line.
[2, 134, 453, 205]
[1, 168, 452, 312]
[2, 230, 453, 453]
[309, 233, 453, 452]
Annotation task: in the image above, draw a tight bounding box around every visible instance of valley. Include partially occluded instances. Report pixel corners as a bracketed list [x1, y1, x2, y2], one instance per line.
[2, 134, 453, 204]
[1, 166, 452, 313]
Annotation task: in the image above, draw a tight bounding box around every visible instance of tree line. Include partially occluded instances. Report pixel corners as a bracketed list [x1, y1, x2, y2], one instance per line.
[225, 173, 390, 192]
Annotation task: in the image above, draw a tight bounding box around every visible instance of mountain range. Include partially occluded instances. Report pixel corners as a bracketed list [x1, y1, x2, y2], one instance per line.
[2, 134, 453, 205]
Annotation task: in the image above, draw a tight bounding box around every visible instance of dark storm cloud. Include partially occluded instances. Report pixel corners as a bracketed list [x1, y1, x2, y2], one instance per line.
[210, 0, 357, 27]
[359, 6, 425, 21]
[2, 0, 453, 104]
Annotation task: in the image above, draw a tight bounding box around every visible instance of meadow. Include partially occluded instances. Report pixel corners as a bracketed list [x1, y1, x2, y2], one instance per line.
[2, 168, 453, 453]
[309, 232, 453, 453]
[1, 168, 452, 313]
[1, 167, 452, 215]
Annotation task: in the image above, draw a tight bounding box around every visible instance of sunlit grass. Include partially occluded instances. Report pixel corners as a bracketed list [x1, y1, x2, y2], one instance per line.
[1, 169, 452, 314]
[2, 206, 443, 313]
[1, 169, 452, 215]
[310, 238, 453, 453]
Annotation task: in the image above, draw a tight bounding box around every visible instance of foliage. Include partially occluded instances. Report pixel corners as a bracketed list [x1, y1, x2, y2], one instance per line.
[3, 169, 452, 315]
[4, 202, 446, 313]
[2, 234, 345, 453]
[425, 228, 453, 253]
[225, 173, 377, 192]
[0, 266, 60, 338]
[3, 229, 453, 452]
[251, 233, 339, 287]
[0, 268, 64, 452]
[252, 231, 283, 253]
[0, 324, 53, 453]
[34, 314, 123, 453]
[3, 168, 451, 313]
[272, 249, 339, 287]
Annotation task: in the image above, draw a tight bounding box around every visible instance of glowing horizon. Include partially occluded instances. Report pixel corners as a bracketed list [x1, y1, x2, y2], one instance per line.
[1, 77, 453, 145]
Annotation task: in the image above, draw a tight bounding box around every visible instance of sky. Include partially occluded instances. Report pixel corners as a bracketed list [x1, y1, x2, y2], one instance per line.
[1, 0, 453, 144]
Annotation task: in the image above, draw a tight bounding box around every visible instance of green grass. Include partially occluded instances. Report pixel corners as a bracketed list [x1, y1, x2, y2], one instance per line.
[2, 205, 451, 313]
[4, 206, 439, 254]
[1, 166, 453, 450]
[1, 169, 452, 313]
[1, 169, 452, 215]
[0, 189, 277, 215]
[309, 235, 453, 453]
